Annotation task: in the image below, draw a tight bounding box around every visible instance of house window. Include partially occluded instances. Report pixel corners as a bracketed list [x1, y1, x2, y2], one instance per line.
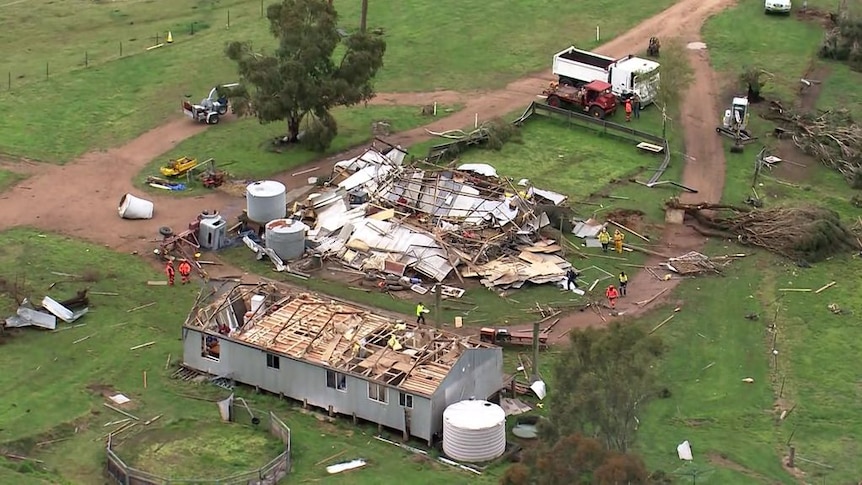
[266, 353, 280, 369]
[368, 382, 388, 404]
[399, 392, 413, 409]
[202, 334, 220, 361]
[326, 370, 347, 391]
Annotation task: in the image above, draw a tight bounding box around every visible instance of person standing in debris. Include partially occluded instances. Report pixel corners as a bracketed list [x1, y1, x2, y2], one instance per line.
[566, 267, 580, 290]
[598, 228, 611, 253]
[416, 302, 428, 325]
[613, 229, 625, 254]
[605, 284, 620, 309]
[178, 259, 192, 285]
[624, 98, 633, 122]
[165, 260, 176, 286]
[618, 271, 628, 296]
[632, 93, 641, 119]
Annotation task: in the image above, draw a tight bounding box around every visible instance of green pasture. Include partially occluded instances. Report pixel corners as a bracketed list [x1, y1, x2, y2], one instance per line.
[0, 0, 678, 162]
[137, 105, 440, 194]
[632, 6, 862, 482]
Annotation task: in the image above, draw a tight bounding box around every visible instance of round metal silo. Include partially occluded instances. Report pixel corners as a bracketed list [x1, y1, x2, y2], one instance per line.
[246, 181, 287, 224]
[265, 219, 309, 261]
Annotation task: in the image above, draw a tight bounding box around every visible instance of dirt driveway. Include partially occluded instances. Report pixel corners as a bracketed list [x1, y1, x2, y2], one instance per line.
[0, 0, 736, 337]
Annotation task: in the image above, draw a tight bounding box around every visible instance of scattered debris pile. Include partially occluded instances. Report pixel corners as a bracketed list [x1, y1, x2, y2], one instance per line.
[4, 289, 90, 330]
[662, 251, 721, 275]
[289, 145, 571, 291]
[764, 102, 862, 186]
[667, 199, 860, 262]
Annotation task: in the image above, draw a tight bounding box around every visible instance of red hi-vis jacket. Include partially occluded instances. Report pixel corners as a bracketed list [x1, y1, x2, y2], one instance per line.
[178, 261, 192, 275]
[605, 286, 619, 299]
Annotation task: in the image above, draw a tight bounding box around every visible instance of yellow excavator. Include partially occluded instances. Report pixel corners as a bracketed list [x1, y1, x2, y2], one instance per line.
[160, 156, 201, 177]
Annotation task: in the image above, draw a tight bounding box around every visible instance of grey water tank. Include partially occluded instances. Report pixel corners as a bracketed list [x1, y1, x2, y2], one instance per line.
[246, 181, 287, 224]
[265, 219, 308, 261]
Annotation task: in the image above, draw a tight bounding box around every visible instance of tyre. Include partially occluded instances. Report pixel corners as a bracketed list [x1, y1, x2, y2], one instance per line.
[547, 95, 561, 108]
[217, 105, 228, 115]
[208, 114, 220, 125]
[159, 226, 174, 237]
[589, 106, 605, 119]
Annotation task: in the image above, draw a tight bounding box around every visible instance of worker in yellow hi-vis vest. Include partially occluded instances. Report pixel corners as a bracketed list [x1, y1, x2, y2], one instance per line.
[613, 229, 625, 254]
[618, 271, 628, 296]
[598, 228, 611, 253]
[416, 302, 428, 325]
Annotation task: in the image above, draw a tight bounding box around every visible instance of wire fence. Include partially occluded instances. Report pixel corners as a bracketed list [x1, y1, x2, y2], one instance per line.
[105, 409, 290, 485]
[1, 2, 267, 92]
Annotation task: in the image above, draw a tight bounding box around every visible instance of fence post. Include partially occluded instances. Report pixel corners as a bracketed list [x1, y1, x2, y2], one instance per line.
[45, 62, 49, 80]
[85, 51, 88, 67]
[119, 41, 123, 57]
[191, 22, 195, 35]
[227, 9, 231, 28]
[7, 71, 10, 90]
[260, 0, 264, 18]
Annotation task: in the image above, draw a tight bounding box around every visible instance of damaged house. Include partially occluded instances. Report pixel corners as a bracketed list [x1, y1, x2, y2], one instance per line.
[298, 147, 573, 289]
[182, 283, 504, 444]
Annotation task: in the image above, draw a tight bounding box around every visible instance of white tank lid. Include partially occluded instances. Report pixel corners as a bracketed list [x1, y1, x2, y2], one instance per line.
[266, 219, 309, 233]
[247, 180, 286, 197]
[444, 400, 505, 430]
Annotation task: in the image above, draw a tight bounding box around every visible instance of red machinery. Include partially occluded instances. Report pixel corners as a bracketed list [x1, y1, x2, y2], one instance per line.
[542, 80, 618, 119]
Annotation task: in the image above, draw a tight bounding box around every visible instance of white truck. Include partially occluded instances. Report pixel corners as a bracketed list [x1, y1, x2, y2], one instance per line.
[552, 46, 660, 105]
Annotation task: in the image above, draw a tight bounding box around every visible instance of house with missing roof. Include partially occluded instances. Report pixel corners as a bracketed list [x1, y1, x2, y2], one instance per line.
[181, 282, 504, 444]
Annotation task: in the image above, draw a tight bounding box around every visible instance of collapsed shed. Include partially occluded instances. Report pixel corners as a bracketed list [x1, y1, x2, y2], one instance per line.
[296, 147, 572, 289]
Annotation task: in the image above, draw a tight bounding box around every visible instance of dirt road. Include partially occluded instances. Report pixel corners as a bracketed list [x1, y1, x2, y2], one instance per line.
[0, 0, 735, 336]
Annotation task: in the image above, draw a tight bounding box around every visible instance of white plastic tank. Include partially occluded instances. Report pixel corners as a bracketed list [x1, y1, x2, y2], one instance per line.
[265, 219, 308, 261]
[442, 399, 506, 462]
[118, 194, 154, 219]
[246, 181, 287, 224]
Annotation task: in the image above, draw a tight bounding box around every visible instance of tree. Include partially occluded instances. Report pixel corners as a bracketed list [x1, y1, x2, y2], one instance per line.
[652, 38, 694, 138]
[739, 66, 772, 103]
[543, 322, 664, 452]
[225, 0, 386, 151]
[500, 434, 650, 485]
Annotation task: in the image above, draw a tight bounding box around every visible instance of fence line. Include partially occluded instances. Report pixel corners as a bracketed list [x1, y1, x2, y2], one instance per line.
[427, 101, 672, 185]
[1, 2, 266, 92]
[105, 409, 290, 485]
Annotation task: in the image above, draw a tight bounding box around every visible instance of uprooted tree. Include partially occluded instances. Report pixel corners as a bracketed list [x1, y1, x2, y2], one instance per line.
[819, 0, 862, 71]
[225, 0, 386, 151]
[762, 103, 862, 187]
[739, 66, 771, 103]
[543, 322, 665, 453]
[666, 199, 861, 263]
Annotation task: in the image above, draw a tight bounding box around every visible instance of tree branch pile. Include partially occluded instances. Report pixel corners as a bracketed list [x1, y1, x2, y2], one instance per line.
[666, 199, 861, 262]
[763, 102, 862, 186]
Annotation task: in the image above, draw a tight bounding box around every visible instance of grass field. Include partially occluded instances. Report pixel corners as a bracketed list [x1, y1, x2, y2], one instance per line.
[137, 105, 445, 194]
[120, 420, 283, 479]
[0, 229, 500, 484]
[630, 6, 862, 483]
[0, 0, 678, 162]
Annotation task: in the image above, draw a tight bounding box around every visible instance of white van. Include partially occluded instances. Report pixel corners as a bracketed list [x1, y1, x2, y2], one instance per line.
[765, 0, 792, 14]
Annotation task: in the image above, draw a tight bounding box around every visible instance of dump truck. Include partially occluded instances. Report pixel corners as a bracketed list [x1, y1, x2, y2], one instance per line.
[541, 80, 618, 119]
[552, 46, 660, 105]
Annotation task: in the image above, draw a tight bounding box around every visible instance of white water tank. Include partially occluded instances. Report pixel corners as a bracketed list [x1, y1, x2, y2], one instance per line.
[265, 219, 308, 261]
[442, 400, 506, 462]
[246, 181, 287, 224]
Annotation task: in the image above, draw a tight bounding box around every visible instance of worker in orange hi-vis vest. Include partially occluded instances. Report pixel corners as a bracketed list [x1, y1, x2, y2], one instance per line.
[165, 260, 175, 286]
[624, 98, 633, 122]
[605, 284, 620, 309]
[178, 259, 193, 284]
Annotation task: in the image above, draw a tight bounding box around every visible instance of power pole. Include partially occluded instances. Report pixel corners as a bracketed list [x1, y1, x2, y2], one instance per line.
[360, 0, 369, 33]
[530, 321, 540, 382]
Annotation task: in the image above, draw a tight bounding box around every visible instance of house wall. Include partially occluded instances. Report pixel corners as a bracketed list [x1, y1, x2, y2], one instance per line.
[181, 328, 434, 441]
[429, 347, 504, 436]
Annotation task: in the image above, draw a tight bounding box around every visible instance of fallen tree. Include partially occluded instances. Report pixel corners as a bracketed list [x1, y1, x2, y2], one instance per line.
[763, 102, 862, 187]
[666, 199, 860, 263]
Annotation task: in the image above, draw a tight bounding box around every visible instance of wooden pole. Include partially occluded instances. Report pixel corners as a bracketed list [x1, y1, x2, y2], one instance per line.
[788, 446, 795, 468]
[531, 321, 540, 383]
[143, 371, 147, 389]
[434, 284, 442, 328]
[360, 0, 369, 33]
[608, 219, 650, 241]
